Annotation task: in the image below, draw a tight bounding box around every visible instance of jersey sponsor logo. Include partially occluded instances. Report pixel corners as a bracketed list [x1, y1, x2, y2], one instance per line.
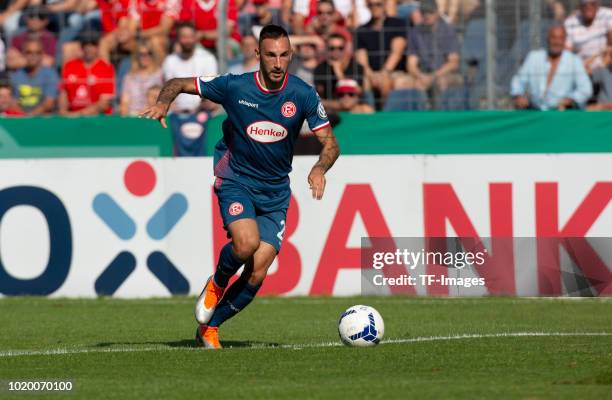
[228, 202, 244, 216]
[239, 99, 259, 109]
[281, 101, 296, 118]
[317, 102, 327, 119]
[246, 121, 288, 143]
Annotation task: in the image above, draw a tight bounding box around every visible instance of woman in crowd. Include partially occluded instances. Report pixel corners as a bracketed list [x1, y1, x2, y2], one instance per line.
[119, 40, 163, 116]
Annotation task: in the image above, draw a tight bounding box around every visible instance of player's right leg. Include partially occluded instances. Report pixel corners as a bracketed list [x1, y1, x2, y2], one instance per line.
[195, 179, 260, 326]
[195, 219, 260, 325]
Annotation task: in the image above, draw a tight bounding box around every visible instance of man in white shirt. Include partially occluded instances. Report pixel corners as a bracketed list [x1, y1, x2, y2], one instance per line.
[564, 0, 612, 72]
[162, 21, 218, 112]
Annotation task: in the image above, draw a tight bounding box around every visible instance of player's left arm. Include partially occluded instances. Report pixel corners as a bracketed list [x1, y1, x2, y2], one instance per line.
[308, 125, 340, 200]
[139, 78, 198, 128]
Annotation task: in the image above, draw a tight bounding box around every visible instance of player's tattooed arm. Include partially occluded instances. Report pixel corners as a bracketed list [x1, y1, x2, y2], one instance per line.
[308, 126, 340, 200]
[157, 78, 198, 105]
[313, 127, 340, 172]
[139, 78, 198, 128]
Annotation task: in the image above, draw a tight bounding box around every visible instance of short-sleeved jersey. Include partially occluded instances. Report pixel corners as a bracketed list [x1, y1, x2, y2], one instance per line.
[195, 72, 330, 190]
[130, 0, 180, 30]
[97, 0, 130, 33]
[61, 59, 115, 114]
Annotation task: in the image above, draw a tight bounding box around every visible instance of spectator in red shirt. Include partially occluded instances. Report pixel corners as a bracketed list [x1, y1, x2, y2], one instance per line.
[97, 0, 137, 62]
[7, 6, 57, 70]
[130, 0, 180, 59]
[59, 31, 116, 116]
[0, 83, 25, 116]
[179, 0, 241, 52]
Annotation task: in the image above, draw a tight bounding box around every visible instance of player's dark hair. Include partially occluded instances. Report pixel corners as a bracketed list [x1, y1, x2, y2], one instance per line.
[258, 24, 289, 46]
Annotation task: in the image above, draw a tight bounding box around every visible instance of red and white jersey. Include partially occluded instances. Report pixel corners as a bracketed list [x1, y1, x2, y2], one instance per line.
[179, 0, 241, 48]
[130, 0, 180, 30]
[61, 58, 116, 114]
[97, 0, 131, 33]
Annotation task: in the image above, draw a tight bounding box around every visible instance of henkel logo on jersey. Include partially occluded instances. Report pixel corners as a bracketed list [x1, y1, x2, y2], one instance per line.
[246, 121, 288, 143]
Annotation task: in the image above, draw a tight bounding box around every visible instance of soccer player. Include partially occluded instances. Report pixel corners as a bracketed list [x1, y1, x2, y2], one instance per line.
[140, 24, 340, 349]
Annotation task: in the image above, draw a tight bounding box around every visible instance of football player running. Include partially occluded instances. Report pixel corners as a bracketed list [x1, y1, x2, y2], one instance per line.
[140, 25, 340, 349]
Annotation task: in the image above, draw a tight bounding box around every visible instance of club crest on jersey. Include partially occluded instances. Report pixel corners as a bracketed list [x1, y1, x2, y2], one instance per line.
[317, 102, 327, 119]
[281, 101, 296, 118]
[246, 121, 288, 143]
[229, 202, 244, 216]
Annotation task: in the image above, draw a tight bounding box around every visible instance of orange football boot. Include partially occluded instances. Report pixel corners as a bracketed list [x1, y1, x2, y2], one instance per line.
[194, 275, 225, 324]
[195, 325, 222, 349]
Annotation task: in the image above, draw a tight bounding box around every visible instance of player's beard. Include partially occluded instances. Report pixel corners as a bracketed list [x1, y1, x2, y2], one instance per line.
[269, 68, 285, 83]
[261, 64, 286, 86]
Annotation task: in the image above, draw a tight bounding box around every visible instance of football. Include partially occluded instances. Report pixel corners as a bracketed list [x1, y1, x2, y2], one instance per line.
[338, 305, 385, 347]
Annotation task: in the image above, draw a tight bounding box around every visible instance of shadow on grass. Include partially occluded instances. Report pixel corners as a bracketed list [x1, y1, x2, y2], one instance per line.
[94, 339, 281, 349]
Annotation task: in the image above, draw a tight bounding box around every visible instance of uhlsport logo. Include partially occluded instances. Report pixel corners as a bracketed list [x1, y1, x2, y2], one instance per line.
[246, 121, 288, 143]
[92, 160, 190, 296]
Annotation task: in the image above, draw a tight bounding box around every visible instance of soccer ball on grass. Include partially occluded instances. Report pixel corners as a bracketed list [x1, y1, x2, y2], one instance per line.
[338, 305, 384, 347]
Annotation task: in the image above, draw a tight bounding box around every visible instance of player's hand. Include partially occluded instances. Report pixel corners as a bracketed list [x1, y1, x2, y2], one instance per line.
[308, 166, 326, 200]
[139, 103, 169, 129]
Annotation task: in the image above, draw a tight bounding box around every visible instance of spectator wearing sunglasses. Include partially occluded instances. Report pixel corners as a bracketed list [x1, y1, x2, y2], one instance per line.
[120, 41, 163, 116]
[7, 5, 56, 70]
[336, 78, 374, 113]
[10, 38, 59, 115]
[314, 33, 368, 107]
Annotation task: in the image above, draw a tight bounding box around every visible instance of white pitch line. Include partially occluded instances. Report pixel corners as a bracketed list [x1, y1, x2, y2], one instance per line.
[0, 332, 610, 358]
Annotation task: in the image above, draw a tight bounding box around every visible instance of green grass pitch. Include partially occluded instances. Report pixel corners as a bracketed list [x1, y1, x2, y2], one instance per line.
[0, 296, 611, 399]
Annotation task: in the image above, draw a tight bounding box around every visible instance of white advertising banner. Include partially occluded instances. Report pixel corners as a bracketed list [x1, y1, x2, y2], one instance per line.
[0, 155, 610, 297]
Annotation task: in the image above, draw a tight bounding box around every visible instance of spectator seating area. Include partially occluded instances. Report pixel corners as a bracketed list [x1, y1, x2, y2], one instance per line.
[0, 0, 610, 117]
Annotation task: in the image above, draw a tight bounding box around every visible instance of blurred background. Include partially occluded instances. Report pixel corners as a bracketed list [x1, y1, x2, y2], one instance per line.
[0, 0, 610, 121]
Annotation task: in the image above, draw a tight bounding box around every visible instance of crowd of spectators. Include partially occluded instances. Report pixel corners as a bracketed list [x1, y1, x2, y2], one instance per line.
[0, 0, 610, 118]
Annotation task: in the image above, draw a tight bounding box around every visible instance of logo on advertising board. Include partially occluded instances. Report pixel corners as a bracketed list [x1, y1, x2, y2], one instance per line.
[92, 161, 190, 295]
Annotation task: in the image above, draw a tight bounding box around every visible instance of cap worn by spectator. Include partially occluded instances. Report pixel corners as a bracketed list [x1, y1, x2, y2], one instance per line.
[579, 0, 599, 4]
[336, 79, 361, 95]
[252, 0, 268, 4]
